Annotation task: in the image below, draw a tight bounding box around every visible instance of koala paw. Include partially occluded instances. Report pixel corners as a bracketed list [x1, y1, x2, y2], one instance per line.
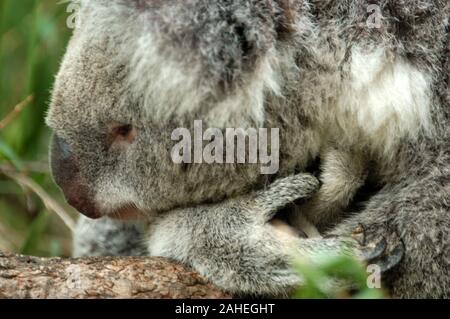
[255, 173, 320, 219]
[353, 224, 405, 274]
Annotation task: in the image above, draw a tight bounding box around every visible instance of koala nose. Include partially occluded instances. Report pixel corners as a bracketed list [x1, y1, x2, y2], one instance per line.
[50, 134, 101, 219]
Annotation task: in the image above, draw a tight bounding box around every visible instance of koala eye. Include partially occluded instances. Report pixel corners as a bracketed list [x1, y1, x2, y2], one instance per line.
[107, 122, 137, 148]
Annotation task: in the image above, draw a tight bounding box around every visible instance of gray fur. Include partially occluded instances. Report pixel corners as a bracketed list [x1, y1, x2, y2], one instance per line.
[73, 217, 147, 257]
[47, 0, 449, 298]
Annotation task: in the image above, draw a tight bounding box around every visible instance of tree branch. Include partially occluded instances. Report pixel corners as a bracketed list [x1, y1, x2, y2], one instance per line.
[0, 252, 230, 299]
[0, 95, 34, 130]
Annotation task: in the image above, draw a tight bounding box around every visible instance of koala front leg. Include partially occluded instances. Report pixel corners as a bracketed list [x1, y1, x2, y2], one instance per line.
[147, 173, 357, 296]
[73, 216, 148, 257]
[291, 148, 368, 232]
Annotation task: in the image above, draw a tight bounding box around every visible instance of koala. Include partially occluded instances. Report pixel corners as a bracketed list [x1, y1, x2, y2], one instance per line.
[47, 0, 449, 298]
[76, 173, 325, 296]
[73, 150, 368, 296]
[291, 148, 370, 235]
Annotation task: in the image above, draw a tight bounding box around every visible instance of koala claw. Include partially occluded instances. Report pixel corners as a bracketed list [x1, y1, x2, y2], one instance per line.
[359, 232, 405, 274]
[351, 223, 366, 246]
[360, 238, 388, 262]
[374, 242, 405, 273]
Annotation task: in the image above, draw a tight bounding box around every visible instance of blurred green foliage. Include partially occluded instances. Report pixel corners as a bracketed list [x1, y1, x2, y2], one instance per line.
[293, 253, 385, 299]
[0, 0, 74, 257]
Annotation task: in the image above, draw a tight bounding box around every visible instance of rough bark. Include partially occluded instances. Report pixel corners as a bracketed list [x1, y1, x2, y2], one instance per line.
[0, 252, 230, 299]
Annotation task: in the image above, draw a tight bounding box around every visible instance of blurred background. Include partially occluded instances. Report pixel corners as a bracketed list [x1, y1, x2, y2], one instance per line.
[0, 0, 74, 257]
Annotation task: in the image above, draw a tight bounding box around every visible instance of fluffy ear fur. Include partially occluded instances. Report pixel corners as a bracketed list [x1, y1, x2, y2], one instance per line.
[77, 0, 307, 128]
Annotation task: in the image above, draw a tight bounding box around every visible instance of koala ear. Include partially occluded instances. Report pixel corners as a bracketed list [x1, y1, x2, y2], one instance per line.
[122, 0, 298, 128]
[200, 0, 304, 128]
[81, 0, 299, 127]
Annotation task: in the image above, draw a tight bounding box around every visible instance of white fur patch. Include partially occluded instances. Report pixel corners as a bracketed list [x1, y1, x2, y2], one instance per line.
[146, 211, 192, 263]
[128, 31, 208, 120]
[205, 51, 281, 127]
[336, 47, 432, 152]
[128, 30, 281, 128]
[94, 177, 141, 215]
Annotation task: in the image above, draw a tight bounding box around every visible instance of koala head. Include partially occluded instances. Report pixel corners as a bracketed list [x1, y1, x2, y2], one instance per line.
[46, 0, 303, 219]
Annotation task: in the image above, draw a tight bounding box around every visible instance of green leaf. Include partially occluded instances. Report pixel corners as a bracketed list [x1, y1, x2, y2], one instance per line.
[292, 252, 385, 299]
[292, 262, 330, 299]
[318, 255, 368, 288]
